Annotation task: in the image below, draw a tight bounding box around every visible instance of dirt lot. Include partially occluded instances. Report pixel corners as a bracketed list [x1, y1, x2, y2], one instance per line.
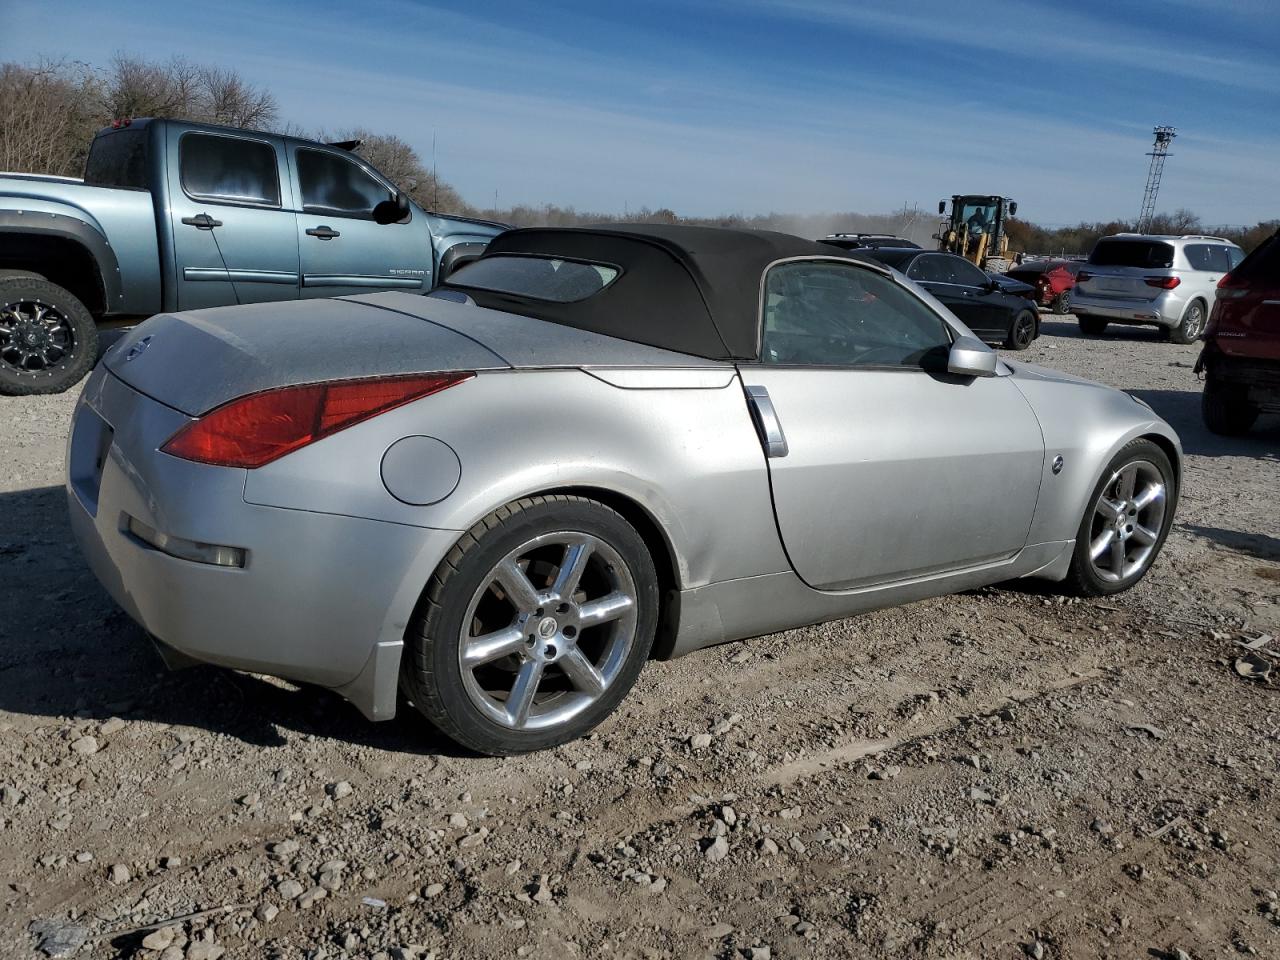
[1, 316, 1278, 960]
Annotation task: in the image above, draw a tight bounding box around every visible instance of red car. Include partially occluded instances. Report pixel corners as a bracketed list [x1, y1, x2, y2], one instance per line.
[1196, 228, 1280, 435]
[1005, 259, 1082, 314]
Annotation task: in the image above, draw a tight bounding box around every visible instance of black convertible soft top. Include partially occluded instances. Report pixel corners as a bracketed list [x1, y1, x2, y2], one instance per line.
[444, 224, 866, 361]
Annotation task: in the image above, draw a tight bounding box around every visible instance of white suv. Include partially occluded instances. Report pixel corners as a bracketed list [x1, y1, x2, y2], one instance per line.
[1072, 234, 1244, 343]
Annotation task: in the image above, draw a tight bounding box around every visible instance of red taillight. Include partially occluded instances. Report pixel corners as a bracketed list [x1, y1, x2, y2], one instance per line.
[1143, 276, 1181, 289]
[1216, 271, 1250, 299]
[162, 372, 474, 468]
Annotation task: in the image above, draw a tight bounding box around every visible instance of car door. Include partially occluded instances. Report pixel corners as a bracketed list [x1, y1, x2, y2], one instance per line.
[291, 146, 433, 298]
[745, 258, 1044, 591]
[168, 128, 300, 310]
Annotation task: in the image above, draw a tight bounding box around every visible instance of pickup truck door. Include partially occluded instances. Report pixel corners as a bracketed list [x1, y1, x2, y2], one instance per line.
[746, 258, 1044, 591]
[166, 128, 301, 309]
[289, 146, 433, 298]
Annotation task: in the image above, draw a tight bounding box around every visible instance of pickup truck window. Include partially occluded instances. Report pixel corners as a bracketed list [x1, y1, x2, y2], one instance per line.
[180, 133, 280, 207]
[83, 129, 149, 190]
[297, 149, 394, 220]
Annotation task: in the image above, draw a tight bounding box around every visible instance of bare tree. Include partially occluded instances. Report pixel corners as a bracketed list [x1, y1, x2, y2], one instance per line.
[327, 128, 467, 213]
[0, 59, 104, 176]
[199, 66, 277, 128]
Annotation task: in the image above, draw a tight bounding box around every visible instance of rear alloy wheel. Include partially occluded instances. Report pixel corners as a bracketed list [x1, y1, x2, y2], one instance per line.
[1201, 378, 1258, 436]
[1052, 291, 1071, 315]
[1077, 315, 1108, 336]
[1168, 300, 1206, 344]
[403, 495, 659, 755]
[0, 278, 98, 395]
[1005, 309, 1037, 350]
[1065, 439, 1175, 596]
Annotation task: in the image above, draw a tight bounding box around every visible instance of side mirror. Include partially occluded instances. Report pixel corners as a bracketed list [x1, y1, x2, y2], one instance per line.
[938, 200, 946, 215]
[1008, 201, 1018, 216]
[372, 191, 410, 225]
[947, 335, 998, 378]
[983, 278, 1001, 293]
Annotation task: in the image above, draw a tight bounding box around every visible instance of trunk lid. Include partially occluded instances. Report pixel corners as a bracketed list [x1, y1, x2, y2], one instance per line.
[105, 298, 509, 416]
[105, 292, 722, 416]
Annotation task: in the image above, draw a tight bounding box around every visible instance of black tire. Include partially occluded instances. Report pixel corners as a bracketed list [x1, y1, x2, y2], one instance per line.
[1005, 309, 1037, 350]
[1063, 439, 1177, 597]
[1077, 315, 1108, 336]
[401, 495, 659, 755]
[1167, 299, 1207, 345]
[0, 278, 98, 396]
[1201, 378, 1258, 436]
[1051, 291, 1071, 315]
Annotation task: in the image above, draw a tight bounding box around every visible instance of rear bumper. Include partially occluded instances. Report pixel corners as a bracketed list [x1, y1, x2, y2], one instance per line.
[65, 366, 461, 720]
[1071, 290, 1184, 327]
[1199, 347, 1280, 409]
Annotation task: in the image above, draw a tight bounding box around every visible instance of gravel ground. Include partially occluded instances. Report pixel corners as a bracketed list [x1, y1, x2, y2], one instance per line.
[1, 315, 1278, 960]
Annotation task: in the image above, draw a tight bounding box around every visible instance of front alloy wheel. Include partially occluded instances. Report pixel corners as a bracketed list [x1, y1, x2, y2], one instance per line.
[1006, 309, 1037, 350]
[1086, 460, 1167, 583]
[1065, 439, 1175, 596]
[403, 495, 658, 755]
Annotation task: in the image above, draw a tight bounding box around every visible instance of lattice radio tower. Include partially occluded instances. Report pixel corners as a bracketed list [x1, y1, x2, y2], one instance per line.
[1137, 126, 1176, 232]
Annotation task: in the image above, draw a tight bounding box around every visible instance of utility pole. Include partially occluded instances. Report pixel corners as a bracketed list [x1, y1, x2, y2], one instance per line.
[1137, 126, 1176, 233]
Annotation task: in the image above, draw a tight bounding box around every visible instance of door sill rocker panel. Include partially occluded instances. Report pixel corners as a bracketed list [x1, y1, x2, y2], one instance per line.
[667, 540, 1070, 658]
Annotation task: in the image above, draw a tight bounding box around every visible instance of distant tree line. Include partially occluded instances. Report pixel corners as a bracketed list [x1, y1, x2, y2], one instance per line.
[2, 57, 1275, 252]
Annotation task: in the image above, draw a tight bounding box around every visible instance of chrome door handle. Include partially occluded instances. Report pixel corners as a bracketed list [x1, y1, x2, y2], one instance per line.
[306, 226, 340, 240]
[181, 213, 222, 230]
[744, 385, 789, 459]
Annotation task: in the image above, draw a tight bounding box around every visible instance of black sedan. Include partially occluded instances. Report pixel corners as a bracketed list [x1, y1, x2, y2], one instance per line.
[859, 248, 1041, 350]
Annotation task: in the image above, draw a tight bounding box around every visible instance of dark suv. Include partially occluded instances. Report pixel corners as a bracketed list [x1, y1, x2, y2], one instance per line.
[1195, 228, 1280, 435]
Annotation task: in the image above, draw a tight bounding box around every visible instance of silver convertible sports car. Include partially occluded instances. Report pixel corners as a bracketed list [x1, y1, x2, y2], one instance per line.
[67, 225, 1181, 755]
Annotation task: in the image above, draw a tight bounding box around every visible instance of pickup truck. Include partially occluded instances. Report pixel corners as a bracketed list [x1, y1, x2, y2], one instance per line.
[0, 117, 505, 394]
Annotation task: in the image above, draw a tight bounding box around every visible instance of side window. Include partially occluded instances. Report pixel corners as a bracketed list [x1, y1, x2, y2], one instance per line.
[296, 149, 395, 220]
[762, 261, 952, 369]
[180, 133, 280, 206]
[949, 258, 991, 288]
[1227, 247, 1245, 270]
[1183, 244, 1212, 271]
[1207, 246, 1232, 272]
[907, 255, 942, 283]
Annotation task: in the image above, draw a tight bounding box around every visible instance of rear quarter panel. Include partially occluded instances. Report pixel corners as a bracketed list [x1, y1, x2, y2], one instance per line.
[0, 178, 161, 314]
[242, 367, 789, 589]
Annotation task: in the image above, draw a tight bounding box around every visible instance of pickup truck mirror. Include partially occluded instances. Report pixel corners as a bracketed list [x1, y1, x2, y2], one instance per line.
[372, 192, 410, 225]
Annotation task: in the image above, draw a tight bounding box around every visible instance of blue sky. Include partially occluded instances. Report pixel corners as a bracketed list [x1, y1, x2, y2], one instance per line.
[6, 0, 1278, 225]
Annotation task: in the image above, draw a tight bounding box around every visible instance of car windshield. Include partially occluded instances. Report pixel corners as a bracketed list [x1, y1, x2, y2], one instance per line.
[1090, 240, 1175, 268]
[447, 255, 620, 302]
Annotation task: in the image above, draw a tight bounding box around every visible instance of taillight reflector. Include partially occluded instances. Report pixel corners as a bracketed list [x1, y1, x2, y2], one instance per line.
[1143, 276, 1181, 289]
[1216, 272, 1250, 299]
[162, 372, 474, 468]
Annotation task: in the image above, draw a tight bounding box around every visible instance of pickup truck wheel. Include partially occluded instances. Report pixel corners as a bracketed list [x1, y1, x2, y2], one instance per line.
[0, 278, 98, 396]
